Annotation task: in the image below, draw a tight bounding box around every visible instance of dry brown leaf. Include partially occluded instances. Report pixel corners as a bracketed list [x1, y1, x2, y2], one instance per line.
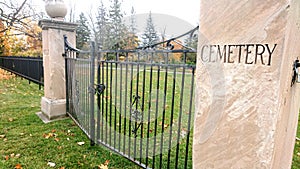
[54, 138, 60, 142]
[0, 135, 5, 138]
[15, 164, 22, 169]
[5, 155, 9, 160]
[104, 160, 110, 165]
[164, 124, 169, 129]
[8, 118, 13, 122]
[43, 133, 54, 139]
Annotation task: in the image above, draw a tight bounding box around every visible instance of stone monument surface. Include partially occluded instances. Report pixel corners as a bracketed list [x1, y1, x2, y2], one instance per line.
[193, 0, 300, 168]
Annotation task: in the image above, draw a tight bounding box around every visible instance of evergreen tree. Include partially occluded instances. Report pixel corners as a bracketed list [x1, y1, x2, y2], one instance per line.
[129, 7, 137, 34]
[76, 13, 91, 49]
[96, 0, 108, 49]
[106, 0, 127, 49]
[125, 6, 139, 49]
[142, 12, 159, 48]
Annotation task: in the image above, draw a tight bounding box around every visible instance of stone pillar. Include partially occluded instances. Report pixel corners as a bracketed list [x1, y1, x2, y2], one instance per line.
[39, 19, 77, 120]
[193, 0, 300, 168]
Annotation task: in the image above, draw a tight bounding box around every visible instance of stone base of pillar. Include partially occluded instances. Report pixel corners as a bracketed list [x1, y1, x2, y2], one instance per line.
[40, 96, 66, 120]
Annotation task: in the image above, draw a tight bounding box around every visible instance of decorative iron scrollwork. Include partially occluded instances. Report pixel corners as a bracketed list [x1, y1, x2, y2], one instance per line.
[131, 95, 143, 137]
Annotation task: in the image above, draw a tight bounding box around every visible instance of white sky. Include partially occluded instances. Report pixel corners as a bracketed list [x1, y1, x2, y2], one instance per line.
[31, 0, 199, 26]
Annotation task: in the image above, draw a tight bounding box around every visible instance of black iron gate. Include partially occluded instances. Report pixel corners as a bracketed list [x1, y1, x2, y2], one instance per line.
[64, 32, 196, 169]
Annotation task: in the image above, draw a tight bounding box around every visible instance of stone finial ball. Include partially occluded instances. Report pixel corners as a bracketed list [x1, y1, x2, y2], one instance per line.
[44, 0, 68, 20]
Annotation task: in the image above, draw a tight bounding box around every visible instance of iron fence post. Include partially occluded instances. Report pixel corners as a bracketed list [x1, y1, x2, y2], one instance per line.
[90, 41, 96, 146]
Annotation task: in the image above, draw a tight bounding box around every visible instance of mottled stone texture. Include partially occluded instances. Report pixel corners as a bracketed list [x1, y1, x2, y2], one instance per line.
[193, 0, 300, 168]
[39, 19, 77, 120]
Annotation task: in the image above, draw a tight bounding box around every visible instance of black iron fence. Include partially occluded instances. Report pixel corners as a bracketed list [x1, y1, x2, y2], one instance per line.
[64, 35, 196, 169]
[0, 56, 44, 87]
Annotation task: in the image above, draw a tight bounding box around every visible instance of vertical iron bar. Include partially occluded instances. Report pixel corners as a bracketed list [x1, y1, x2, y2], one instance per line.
[90, 41, 96, 146]
[184, 66, 195, 169]
[167, 67, 177, 169]
[105, 54, 109, 143]
[123, 53, 129, 154]
[109, 59, 113, 145]
[128, 61, 134, 157]
[101, 59, 105, 141]
[97, 60, 101, 142]
[175, 66, 186, 168]
[119, 58, 123, 151]
[134, 53, 140, 160]
[159, 62, 169, 167]
[114, 53, 118, 149]
[140, 63, 146, 162]
[64, 53, 69, 114]
[145, 54, 154, 168]
[152, 64, 161, 169]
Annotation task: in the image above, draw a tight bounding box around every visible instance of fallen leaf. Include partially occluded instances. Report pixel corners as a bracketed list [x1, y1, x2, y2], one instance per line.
[77, 142, 85, 146]
[59, 167, 65, 169]
[8, 118, 13, 122]
[164, 124, 169, 129]
[3, 138, 7, 142]
[104, 160, 110, 165]
[43, 133, 54, 139]
[83, 155, 86, 159]
[54, 138, 60, 142]
[47, 162, 56, 167]
[10, 153, 15, 158]
[15, 164, 22, 169]
[5, 155, 9, 160]
[15, 154, 21, 158]
[0, 135, 5, 138]
[98, 164, 108, 169]
[51, 129, 56, 133]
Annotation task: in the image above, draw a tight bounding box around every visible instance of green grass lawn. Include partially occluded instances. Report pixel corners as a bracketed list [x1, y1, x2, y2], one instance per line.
[0, 73, 139, 168]
[1, 70, 300, 168]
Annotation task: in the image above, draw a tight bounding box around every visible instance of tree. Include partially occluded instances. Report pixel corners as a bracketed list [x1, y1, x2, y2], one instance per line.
[182, 32, 198, 64]
[0, 0, 42, 56]
[0, 19, 10, 55]
[0, 0, 42, 39]
[142, 11, 159, 48]
[95, 0, 108, 49]
[76, 13, 91, 49]
[106, 0, 127, 49]
[124, 6, 139, 49]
